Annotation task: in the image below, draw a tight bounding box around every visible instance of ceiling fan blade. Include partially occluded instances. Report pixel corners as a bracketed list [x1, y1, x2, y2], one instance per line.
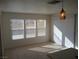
[48, 0, 61, 4]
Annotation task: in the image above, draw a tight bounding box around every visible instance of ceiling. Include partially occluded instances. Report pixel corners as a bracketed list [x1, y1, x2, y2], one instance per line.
[0, 0, 78, 14]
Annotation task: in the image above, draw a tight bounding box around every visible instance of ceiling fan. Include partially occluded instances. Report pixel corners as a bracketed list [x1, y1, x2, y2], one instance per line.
[48, 0, 61, 4]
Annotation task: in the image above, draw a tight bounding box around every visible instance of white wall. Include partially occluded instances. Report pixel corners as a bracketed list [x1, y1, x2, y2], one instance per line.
[0, 0, 52, 14]
[75, 14, 78, 48]
[51, 14, 75, 48]
[0, 0, 78, 14]
[2, 12, 51, 49]
[0, 11, 5, 57]
[49, 0, 78, 14]
[0, 0, 77, 49]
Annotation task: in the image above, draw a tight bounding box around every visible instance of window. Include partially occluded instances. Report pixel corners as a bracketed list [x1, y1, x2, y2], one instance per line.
[37, 20, 46, 36]
[11, 19, 46, 40]
[11, 19, 24, 40]
[25, 20, 36, 38]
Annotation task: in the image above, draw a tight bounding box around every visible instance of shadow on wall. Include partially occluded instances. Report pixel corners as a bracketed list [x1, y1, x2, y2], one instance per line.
[53, 24, 74, 48]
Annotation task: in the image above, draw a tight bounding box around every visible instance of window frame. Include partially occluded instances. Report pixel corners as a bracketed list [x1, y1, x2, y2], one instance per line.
[10, 19, 47, 40]
[10, 19, 25, 40]
[36, 19, 46, 36]
[25, 19, 36, 38]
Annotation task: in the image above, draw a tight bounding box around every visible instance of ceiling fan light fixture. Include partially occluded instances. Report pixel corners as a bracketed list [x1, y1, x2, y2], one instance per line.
[59, 0, 66, 20]
[60, 8, 66, 20]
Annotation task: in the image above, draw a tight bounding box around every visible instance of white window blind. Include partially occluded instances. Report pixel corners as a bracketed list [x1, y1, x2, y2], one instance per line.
[11, 19, 24, 40]
[25, 20, 36, 38]
[37, 20, 46, 36]
[11, 19, 46, 40]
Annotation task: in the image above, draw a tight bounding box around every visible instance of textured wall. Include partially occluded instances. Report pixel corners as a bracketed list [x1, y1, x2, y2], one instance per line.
[0, 0, 78, 14]
[1, 12, 51, 48]
[51, 14, 75, 48]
